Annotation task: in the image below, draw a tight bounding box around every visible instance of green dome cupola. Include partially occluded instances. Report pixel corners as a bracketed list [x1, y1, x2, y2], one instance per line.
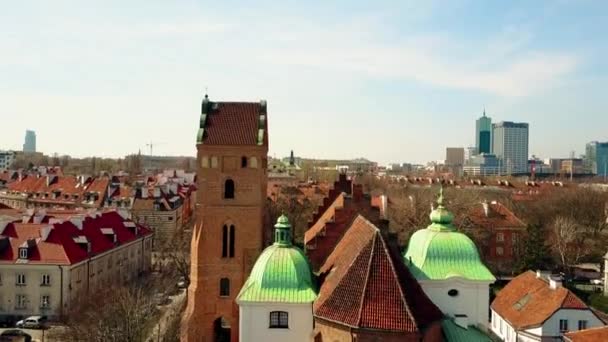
[404, 188, 495, 282]
[237, 215, 317, 303]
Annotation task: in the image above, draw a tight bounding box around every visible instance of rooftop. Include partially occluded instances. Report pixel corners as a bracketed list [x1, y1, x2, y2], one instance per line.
[491, 271, 591, 330]
[197, 96, 268, 146]
[314, 215, 443, 332]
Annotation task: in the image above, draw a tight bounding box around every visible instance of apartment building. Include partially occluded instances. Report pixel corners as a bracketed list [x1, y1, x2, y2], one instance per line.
[0, 210, 153, 320]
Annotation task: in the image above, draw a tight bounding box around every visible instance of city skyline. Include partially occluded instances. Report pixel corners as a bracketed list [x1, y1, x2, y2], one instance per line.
[1, 1, 607, 164]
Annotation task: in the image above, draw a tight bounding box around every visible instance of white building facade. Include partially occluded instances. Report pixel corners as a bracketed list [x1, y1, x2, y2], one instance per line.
[239, 302, 314, 342]
[491, 308, 604, 342]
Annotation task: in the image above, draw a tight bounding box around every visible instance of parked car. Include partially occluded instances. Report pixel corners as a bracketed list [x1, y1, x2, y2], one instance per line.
[0, 315, 18, 328]
[15, 316, 46, 329]
[590, 278, 604, 285]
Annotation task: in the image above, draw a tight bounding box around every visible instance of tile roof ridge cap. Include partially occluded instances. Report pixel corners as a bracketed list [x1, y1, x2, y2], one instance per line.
[376, 228, 420, 330]
[355, 231, 377, 327]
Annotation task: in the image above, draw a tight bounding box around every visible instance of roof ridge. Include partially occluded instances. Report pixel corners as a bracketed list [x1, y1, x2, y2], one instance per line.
[377, 230, 420, 329]
[355, 231, 376, 327]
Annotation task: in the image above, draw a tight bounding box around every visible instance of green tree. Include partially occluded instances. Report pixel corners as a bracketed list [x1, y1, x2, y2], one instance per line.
[516, 224, 552, 273]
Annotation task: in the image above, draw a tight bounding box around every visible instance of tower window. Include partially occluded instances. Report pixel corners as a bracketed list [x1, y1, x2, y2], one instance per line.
[269, 311, 289, 329]
[249, 157, 258, 168]
[224, 179, 235, 199]
[241, 156, 248, 168]
[220, 278, 230, 297]
[201, 156, 209, 168]
[222, 225, 228, 258]
[222, 224, 235, 258]
[229, 225, 235, 258]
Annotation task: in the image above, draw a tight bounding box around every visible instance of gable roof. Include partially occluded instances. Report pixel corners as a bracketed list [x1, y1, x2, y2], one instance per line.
[491, 271, 589, 329]
[564, 326, 608, 342]
[314, 215, 443, 332]
[465, 202, 526, 229]
[198, 99, 268, 147]
[0, 211, 151, 265]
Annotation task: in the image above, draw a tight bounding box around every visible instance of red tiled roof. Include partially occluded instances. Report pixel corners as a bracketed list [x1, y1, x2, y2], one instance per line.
[201, 102, 267, 146]
[6, 175, 110, 208]
[491, 271, 590, 329]
[465, 202, 526, 229]
[0, 211, 151, 265]
[314, 215, 443, 332]
[564, 326, 608, 342]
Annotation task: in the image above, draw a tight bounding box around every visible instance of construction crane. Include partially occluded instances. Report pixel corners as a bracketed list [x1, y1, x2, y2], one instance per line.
[145, 142, 165, 157]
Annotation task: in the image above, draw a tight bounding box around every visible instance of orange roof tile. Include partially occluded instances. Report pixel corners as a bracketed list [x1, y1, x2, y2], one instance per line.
[491, 271, 590, 329]
[465, 202, 526, 229]
[564, 326, 608, 342]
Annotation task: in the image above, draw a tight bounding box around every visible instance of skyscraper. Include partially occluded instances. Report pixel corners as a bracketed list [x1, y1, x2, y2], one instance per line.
[476, 110, 492, 154]
[585, 141, 608, 177]
[23, 130, 36, 153]
[492, 122, 529, 174]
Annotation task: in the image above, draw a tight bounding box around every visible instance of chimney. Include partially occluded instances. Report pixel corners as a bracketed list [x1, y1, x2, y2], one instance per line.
[380, 195, 388, 220]
[482, 201, 489, 217]
[454, 314, 469, 329]
[550, 277, 562, 289]
[536, 270, 551, 279]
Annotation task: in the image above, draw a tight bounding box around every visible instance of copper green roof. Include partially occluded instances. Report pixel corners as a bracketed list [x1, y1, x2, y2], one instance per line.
[237, 215, 317, 303]
[441, 319, 492, 342]
[403, 188, 495, 282]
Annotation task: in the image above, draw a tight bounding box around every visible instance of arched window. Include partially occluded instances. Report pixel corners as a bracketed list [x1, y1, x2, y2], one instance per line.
[222, 225, 228, 258]
[224, 179, 235, 199]
[269, 311, 289, 329]
[249, 157, 258, 168]
[201, 156, 209, 168]
[229, 225, 235, 258]
[211, 156, 219, 168]
[241, 156, 248, 168]
[220, 278, 230, 297]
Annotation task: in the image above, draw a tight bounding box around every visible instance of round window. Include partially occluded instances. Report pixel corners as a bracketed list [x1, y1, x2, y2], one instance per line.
[448, 289, 459, 297]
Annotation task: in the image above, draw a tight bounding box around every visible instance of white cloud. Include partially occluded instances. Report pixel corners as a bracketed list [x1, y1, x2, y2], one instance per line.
[254, 23, 579, 97]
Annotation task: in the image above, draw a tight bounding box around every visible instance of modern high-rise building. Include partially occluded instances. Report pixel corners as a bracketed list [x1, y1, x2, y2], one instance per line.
[445, 147, 465, 166]
[492, 121, 529, 174]
[585, 141, 608, 176]
[23, 130, 36, 153]
[476, 110, 492, 154]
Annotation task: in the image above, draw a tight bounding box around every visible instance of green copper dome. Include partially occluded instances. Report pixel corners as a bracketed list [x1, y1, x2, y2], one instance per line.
[404, 188, 495, 282]
[237, 215, 317, 303]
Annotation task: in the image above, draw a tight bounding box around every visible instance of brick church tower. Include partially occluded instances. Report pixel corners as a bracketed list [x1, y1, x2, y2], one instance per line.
[182, 95, 268, 342]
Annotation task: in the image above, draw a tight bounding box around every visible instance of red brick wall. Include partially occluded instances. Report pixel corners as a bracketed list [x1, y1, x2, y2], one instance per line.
[182, 145, 267, 342]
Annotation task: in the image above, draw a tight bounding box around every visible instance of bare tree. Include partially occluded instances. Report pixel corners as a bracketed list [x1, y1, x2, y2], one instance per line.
[552, 216, 588, 274]
[51, 285, 157, 342]
[159, 230, 192, 287]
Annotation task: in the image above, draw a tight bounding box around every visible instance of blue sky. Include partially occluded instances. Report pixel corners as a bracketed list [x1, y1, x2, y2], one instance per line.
[1, 0, 606, 164]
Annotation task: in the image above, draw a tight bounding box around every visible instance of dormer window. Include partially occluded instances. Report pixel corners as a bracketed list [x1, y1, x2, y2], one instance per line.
[19, 248, 28, 259]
